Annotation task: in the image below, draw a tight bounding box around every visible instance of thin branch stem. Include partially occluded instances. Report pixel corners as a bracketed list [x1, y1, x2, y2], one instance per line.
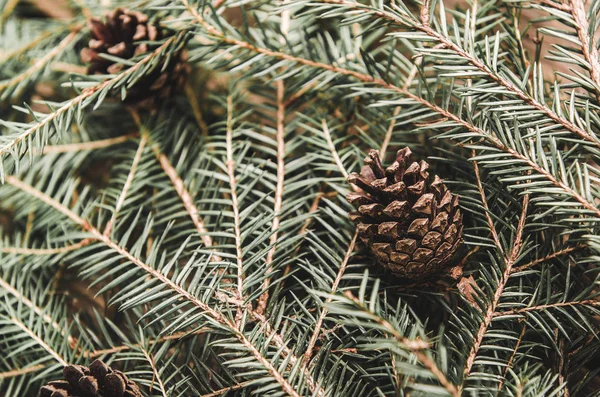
[322, 119, 349, 179]
[0, 364, 46, 379]
[140, 348, 168, 397]
[1, 238, 91, 255]
[498, 323, 526, 391]
[511, 245, 583, 273]
[0, 276, 76, 348]
[199, 381, 253, 397]
[257, 80, 286, 314]
[10, 317, 68, 366]
[472, 154, 504, 255]
[42, 134, 138, 154]
[103, 134, 148, 236]
[493, 299, 600, 318]
[225, 94, 245, 324]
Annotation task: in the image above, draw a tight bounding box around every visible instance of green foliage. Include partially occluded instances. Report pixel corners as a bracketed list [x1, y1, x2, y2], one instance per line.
[1, 0, 600, 396]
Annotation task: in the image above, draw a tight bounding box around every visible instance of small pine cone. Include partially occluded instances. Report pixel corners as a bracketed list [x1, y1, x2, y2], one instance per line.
[80, 8, 189, 104]
[347, 148, 463, 281]
[39, 360, 142, 397]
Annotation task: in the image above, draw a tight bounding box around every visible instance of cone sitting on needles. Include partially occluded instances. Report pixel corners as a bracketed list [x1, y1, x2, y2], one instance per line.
[39, 360, 141, 397]
[80, 8, 189, 104]
[346, 148, 463, 281]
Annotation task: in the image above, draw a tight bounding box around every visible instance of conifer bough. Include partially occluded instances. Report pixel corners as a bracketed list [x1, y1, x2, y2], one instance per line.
[347, 148, 463, 281]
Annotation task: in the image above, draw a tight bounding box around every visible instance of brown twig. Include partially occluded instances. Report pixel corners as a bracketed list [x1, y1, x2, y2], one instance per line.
[43, 134, 138, 154]
[199, 381, 253, 397]
[257, 80, 287, 314]
[472, 154, 504, 255]
[511, 245, 583, 273]
[10, 317, 68, 366]
[225, 94, 245, 325]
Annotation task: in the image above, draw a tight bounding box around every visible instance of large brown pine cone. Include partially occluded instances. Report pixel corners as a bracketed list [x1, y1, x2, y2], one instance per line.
[346, 148, 463, 281]
[39, 360, 141, 397]
[80, 8, 188, 103]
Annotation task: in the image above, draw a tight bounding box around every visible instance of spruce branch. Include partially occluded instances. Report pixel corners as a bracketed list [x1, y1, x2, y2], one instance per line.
[42, 134, 138, 154]
[568, 0, 600, 102]
[6, 169, 311, 397]
[460, 194, 530, 390]
[0, 24, 83, 97]
[0, 33, 183, 179]
[257, 79, 286, 314]
[8, 317, 68, 366]
[0, 276, 76, 348]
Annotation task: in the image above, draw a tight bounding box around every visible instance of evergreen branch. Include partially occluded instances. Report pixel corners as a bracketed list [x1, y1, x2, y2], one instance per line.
[0, 34, 181, 176]
[42, 134, 138, 154]
[569, 0, 600, 101]
[493, 299, 600, 317]
[498, 322, 527, 391]
[539, 0, 571, 11]
[257, 80, 286, 314]
[322, 120, 349, 179]
[225, 94, 245, 323]
[0, 29, 54, 63]
[0, 276, 76, 348]
[10, 317, 68, 366]
[461, 194, 530, 390]
[0, 25, 83, 94]
[0, 0, 19, 29]
[199, 381, 253, 397]
[472, 153, 504, 255]
[343, 291, 459, 396]
[103, 134, 148, 237]
[140, 348, 168, 397]
[1, 238, 91, 255]
[318, 0, 600, 149]
[511, 245, 584, 273]
[185, 11, 600, 220]
[303, 232, 357, 363]
[0, 364, 45, 379]
[6, 176, 304, 397]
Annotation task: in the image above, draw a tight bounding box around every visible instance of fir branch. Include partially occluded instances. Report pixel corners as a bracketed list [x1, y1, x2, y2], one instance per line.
[461, 194, 530, 390]
[9, 317, 68, 366]
[6, 171, 306, 397]
[225, 93, 245, 324]
[0, 276, 76, 348]
[0, 33, 182, 178]
[569, 0, 600, 101]
[0, 24, 83, 95]
[42, 134, 138, 154]
[140, 348, 168, 397]
[317, 0, 600, 148]
[472, 153, 504, 256]
[1, 238, 91, 255]
[257, 79, 286, 314]
[185, 9, 600, 222]
[493, 299, 600, 317]
[511, 245, 583, 273]
[103, 134, 148, 236]
[303, 232, 357, 363]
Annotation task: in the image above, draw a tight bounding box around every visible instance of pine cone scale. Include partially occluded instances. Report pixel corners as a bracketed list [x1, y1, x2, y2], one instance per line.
[347, 148, 463, 281]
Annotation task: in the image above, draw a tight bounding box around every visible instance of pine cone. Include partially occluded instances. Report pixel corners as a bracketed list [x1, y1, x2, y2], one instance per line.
[39, 360, 141, 397]
[346, 148, 463, 281]
[80, 8, 189, 104]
